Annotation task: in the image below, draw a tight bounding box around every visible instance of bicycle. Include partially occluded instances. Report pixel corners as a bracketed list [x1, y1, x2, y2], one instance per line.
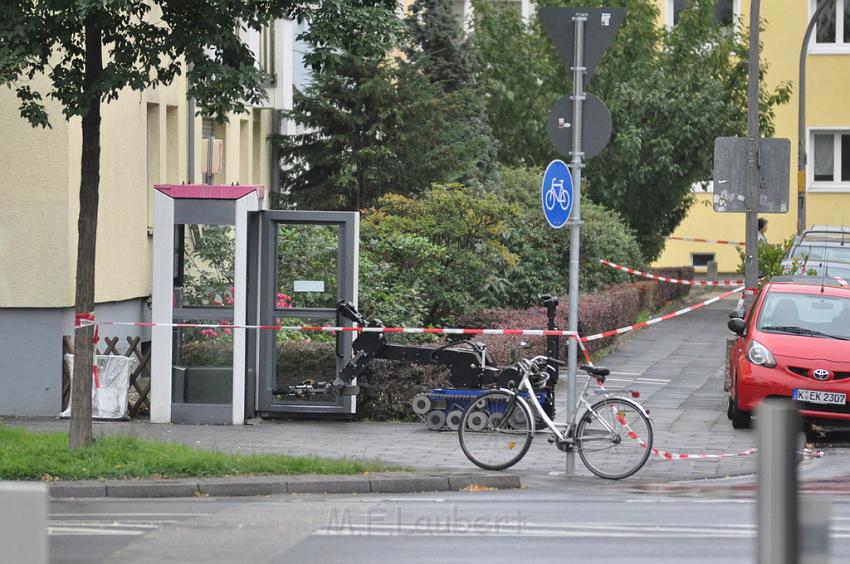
[457, 355, 653, 480]
[544, 178, 571, 212]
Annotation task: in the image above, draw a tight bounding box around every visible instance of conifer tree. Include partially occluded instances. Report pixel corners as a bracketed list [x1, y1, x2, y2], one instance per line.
[404, 0, 498, 188]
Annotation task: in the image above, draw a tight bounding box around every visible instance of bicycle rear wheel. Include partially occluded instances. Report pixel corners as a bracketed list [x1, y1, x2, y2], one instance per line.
[575, 398, 652, 480]
[458, 390, 534, 471]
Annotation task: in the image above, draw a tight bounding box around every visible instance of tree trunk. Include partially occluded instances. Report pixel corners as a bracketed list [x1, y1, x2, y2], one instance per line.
[68, 17, 103, 450]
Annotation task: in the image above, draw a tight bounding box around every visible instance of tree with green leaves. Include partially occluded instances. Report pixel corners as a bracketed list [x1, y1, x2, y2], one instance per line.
[0, 0, 313, 448]
[471, 0, 791, 260]
[278, 0, 500, 210]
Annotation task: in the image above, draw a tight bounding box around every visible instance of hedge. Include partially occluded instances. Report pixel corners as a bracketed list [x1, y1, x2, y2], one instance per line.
[456, 270, 694, 364]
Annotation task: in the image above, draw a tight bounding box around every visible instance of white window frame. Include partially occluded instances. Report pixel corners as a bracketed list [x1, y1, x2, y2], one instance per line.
[665, 0, 740, 31]
[810, 0, 850, 54]
[808, 128, 850, 192]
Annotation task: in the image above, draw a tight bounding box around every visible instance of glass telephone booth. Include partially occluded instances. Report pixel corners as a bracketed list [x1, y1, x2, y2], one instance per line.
[150, 185, 359, 424]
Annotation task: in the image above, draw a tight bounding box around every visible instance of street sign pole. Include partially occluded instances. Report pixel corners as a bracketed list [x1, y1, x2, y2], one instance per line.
[566, 12, 587, 476]
[744, 0, 761, 308]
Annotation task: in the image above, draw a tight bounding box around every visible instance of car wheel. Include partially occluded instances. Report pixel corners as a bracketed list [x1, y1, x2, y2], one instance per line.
[731, 394, 752, 429]
[804, 422, 824, 444]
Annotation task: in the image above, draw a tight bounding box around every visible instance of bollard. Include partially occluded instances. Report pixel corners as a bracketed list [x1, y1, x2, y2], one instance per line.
[757, 399, 801, 564]
[799, 495, 830, 564]
[707, 260, 719, 283]
[0, 482, 48, 564]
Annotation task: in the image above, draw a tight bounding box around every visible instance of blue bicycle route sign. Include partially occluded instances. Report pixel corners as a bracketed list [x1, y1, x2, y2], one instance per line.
[541, 159, 574, 229]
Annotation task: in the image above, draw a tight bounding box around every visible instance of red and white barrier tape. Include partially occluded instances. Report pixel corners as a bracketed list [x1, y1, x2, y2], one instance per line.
[599, 259, 745, 286]
[667, 236, 744, 246]
[73, 312, 101, 388]
[580, 286, 744, 342]
[76, 287, 744, 343]
[77, 319, 583, 338]
[576, 337, 815, 462]
[613, 413, 824, 461]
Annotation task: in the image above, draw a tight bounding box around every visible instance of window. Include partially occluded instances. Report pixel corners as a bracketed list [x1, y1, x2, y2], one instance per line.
[810, 130, 850, 190]
[258, 24, 275, 86]
[146, 103, 160, 231]
[665, 0, 688, 28]
[692, 253, 715, 268]
[812, 0, 850, 51]
[666, 0, 739, 32]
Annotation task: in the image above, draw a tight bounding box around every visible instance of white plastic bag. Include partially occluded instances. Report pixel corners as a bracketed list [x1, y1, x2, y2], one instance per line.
[61, 354, 138, 420]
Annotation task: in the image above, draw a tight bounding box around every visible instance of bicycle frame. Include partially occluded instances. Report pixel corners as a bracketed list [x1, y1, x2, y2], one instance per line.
[511, 358, 622, 445]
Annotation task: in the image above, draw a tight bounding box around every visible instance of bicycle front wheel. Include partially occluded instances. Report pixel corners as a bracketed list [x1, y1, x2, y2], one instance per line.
[458, 390, 534, 471]
[575, 398, 652, 480]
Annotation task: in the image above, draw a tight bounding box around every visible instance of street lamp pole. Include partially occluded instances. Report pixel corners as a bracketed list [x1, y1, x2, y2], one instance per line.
[744, 0, 761, 307]
[797, 0, 833, 235]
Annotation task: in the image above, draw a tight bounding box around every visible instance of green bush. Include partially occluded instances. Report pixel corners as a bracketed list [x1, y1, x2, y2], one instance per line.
[736, 238, 794, 279]
[356, 359, 451, 422]
[361, 184, 519, 325]
[486, 166, 645, 309]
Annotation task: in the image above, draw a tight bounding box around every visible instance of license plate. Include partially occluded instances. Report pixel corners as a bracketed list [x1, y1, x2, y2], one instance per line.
[792, 389, 847, 405]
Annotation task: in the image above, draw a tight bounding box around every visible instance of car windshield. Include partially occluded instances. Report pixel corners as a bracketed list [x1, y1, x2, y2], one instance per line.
[790, 245, 850, 265]
[758, 293, 850, 340]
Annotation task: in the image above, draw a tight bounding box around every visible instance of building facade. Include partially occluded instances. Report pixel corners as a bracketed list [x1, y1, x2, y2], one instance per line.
[0, 16, 308, 415]
[654, 0, 850, 272]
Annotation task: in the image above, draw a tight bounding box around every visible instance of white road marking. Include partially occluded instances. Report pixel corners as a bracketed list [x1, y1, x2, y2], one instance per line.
[635, 377, 672, 384]
[49, 513, 207, 518]
[47, 526, 148, 537]
[315, 522, 850, 539]
[46, 515, 199, 537]
[625, 499, 753, 504]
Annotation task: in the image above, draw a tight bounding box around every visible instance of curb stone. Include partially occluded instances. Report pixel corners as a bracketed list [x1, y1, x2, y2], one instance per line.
[46, 472, 520, 499]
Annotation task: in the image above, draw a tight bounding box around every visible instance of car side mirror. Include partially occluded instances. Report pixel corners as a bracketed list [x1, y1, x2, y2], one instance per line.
[729, 308, 744, 319]
[727, 318, 746, 337]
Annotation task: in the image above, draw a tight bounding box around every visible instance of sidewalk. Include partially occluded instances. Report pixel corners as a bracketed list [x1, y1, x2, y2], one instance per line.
[4, 287, 838, 491]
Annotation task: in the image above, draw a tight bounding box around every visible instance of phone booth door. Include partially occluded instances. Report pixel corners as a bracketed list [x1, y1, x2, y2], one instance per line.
[253, 211, 359, 416]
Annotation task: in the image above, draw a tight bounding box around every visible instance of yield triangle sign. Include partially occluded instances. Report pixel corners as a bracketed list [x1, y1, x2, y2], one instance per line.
[539, 7, 626, 82]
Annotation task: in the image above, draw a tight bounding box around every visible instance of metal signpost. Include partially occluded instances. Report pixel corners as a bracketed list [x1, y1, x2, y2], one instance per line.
[540, 7, 624, 475]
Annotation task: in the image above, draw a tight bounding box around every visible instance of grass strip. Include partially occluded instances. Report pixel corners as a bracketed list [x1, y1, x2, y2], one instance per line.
[0, 424, 391, 481]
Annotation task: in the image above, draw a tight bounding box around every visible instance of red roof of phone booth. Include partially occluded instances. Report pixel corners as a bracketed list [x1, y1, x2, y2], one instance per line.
[154, 184, 262, 200]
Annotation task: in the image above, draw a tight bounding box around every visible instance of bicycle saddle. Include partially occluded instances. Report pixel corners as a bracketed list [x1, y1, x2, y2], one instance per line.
[580, 365, 610, 377]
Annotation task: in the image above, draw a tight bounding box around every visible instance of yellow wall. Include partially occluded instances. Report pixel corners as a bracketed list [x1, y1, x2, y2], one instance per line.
[0, 75, 73, 307]
[2, 70, 274, 308]
[654, 0, 850, 272]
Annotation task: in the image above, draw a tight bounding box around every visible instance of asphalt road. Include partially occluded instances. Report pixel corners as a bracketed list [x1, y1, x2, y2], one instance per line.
[49, 487, 850, 564]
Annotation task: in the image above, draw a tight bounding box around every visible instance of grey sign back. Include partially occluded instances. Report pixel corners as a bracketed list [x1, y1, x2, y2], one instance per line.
[547, 93, 613, 159]
[539, 7, 626, 83]
[713, 137, 791, 214]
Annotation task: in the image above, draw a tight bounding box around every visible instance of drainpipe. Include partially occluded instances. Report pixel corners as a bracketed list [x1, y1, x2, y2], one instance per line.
[797, 0, 833, 234]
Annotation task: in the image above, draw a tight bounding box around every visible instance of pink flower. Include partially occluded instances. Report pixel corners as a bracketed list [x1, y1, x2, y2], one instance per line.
[200, 328, 218, 338]
[276, 292, 293, 308]
[225, 295, 234, 305]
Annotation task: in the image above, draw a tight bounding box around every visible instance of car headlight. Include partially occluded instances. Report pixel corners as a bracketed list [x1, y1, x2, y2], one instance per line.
[747, 340, 776, 368]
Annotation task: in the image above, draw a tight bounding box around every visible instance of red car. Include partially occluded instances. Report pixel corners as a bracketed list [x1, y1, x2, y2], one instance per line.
[727, 276, 850, 430]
